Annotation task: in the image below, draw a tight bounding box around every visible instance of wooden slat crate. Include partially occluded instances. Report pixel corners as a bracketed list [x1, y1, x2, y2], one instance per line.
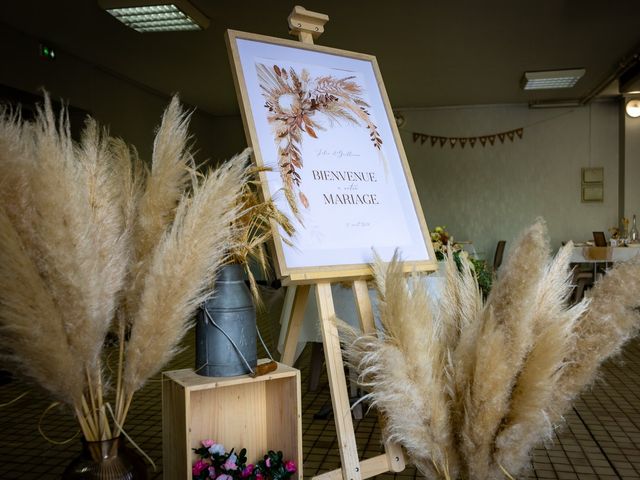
[162, 361, 302, 480]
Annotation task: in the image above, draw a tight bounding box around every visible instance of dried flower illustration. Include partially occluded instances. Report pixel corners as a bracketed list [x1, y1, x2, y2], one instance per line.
[257, 63, 383, 213]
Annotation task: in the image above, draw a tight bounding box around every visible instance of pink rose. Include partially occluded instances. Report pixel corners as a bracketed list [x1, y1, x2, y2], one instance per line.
[192, 459, 209, 476]
[255, 473, 264, 480]
[222, 453, 238, 471]
[202, 439, 215, 448]
[284, 460, 297, 473]
[265, 458, 271, 468]
[241, 464, 255, 478]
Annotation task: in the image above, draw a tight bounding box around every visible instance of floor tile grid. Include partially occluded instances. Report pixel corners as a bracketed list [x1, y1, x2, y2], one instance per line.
[572, 341, 640, 478]
[1, 318, 639, 478]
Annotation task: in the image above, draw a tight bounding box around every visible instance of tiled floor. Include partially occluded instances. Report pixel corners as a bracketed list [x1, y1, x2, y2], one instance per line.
[1, 304, 639, 479]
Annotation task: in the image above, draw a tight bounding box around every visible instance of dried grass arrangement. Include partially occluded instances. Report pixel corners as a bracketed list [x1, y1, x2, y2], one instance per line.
[227, 166, 294, 305]
[341, 221, 640, 480]
[0, 95, 253, 443]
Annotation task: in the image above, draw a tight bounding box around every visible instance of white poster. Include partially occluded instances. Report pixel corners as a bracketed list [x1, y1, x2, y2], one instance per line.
[228, 32, 434, 277]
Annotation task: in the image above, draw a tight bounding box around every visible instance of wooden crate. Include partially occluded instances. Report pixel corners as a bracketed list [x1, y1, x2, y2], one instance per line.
[162, 361, 302, 480]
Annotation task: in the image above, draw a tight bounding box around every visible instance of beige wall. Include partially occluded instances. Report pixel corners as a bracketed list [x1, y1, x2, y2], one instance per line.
[398, 102, 620, 259]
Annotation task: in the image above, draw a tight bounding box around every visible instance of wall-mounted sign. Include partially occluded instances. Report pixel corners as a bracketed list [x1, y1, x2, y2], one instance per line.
[227, 30, 435, 282]
[581, 167, 604, 203]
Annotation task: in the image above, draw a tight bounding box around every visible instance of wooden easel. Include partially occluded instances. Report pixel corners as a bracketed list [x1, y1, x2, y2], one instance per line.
[279, 7, 406, 480]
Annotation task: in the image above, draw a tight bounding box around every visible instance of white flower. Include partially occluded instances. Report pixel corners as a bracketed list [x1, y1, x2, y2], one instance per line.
[208, 443, 226, 456]
[277, 94, 299, 114]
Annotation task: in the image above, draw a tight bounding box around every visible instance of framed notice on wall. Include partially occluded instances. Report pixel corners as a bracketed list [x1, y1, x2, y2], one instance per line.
[226, 30, 436, 282]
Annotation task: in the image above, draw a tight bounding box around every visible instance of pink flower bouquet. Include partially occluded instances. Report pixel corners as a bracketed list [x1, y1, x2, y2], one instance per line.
[192, 441, 296, 480]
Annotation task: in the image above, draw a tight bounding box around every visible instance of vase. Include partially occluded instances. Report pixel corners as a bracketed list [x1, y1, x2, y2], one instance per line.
[195, 263, 257, 377]
[62, 436, 147, 479]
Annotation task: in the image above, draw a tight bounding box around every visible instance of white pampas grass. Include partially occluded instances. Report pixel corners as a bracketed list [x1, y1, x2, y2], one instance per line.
[134, 96, 195, 261]
[341, 220, 640, 480]
[123, 153, 249, 395]
[0, 94, 251, 442]
[342, 251, 457, 479]
[0, 206, 85, 406]
[552, 255, 640, 417]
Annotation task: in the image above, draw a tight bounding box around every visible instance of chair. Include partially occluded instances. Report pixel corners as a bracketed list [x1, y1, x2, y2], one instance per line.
[493, 240, 506, 271]
[572, 268, 594, 304]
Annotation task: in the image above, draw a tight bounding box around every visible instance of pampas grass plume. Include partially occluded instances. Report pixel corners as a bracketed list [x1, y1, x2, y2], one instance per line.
[0, 94, 253, 442]
[123, 150, 250, 395]
[341, 220, 640, 480]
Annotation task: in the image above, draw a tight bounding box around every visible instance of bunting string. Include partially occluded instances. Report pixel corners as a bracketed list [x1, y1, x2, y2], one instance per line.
[411, 128, 523, 148]
[405, 107, 578, 149]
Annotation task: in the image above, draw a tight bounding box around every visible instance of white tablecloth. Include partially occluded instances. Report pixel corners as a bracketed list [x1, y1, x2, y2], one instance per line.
[570, 246, 640, 263]
[569, 246, 639, 279]
[277, 274, 445, 362]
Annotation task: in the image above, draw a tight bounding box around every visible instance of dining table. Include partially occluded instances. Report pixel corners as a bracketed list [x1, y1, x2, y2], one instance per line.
[570, 245, 639, 276]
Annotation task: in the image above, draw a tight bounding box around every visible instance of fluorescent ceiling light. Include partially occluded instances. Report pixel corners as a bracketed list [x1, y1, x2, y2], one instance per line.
[99, 0, 209, 32]
[529, 100, 582, 109]
[522, 69, 586, 90]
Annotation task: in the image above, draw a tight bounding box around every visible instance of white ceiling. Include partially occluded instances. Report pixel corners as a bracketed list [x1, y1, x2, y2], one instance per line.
[2, 0, 640, 116]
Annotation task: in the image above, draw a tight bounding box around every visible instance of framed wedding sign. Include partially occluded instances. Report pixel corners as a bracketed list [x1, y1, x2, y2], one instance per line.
[226, 30, 436, 283]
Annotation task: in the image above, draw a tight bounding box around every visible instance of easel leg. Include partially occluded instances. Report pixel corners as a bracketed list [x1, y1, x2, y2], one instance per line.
[280, 284, 310, 366]
[351, 280, 374, 334]
[316, 282, 361, 480]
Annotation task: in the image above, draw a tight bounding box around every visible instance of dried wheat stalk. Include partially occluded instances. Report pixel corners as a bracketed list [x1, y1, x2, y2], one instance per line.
[341, 220, 640, 480]
[226, 167, 295, 307]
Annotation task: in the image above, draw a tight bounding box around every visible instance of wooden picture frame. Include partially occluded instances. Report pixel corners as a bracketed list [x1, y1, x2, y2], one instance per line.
[226, 30, 436, 283]
[592, 231, 607, 247]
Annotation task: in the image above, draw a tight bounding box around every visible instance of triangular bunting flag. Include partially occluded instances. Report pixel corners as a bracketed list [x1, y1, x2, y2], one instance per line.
[415, 128, 522, 148]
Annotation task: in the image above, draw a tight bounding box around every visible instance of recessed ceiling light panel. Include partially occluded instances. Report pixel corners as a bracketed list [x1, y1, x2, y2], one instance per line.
[522, 69, 586, 90]
[99, 0, 209, 32]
